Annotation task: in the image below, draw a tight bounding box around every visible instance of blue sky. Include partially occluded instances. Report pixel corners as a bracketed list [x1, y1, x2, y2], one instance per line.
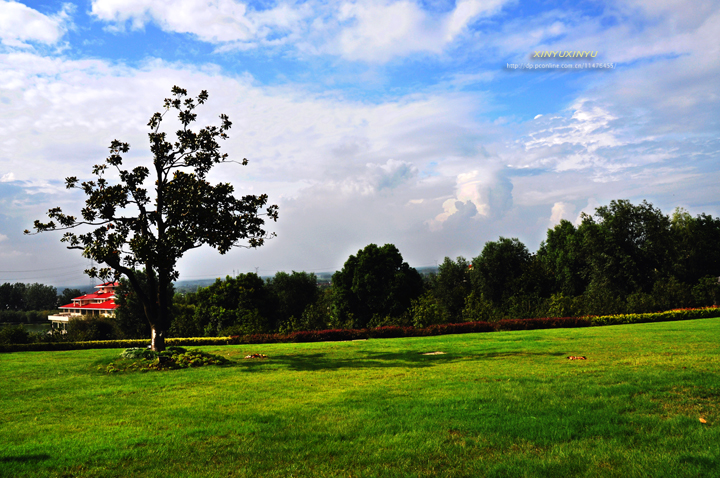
[1, 0, 719, 286]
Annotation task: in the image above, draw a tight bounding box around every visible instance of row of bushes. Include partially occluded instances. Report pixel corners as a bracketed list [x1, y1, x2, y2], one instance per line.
[3, 307, 717, 352]
[586, 306, 720, 326]
[0, 336, 243, 353]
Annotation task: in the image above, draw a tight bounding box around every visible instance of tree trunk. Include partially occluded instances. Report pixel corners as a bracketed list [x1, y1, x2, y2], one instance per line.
[151, 326, 165, 351]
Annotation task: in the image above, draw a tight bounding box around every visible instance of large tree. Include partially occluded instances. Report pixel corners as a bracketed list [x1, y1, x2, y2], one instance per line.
[431, 256, 472, 320]
[23, 283, 58, 311]
[670, 209, 720, 285]
[471, 237, 531, 306]
[27, 86, 278, 350]
[267, 271, 319, 324]
[194, 273, 275, 336]
[537, 220, 589, 296]
[580, 199, 672, 295]
[332, 243, 423, 328]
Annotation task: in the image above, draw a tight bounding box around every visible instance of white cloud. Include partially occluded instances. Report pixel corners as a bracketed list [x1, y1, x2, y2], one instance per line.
[0, 233, 7, 241]
[91, 0, 309, 46]
[329, 0, 507, 62]
[90, 0, 510, 61]
[523, 100, 622, 156]
[4, 0, 720, 276]
[0, 1, 71, 47]
[576, 198, 600, 224]
[549, 201, 575, 226]
[0, 50, 500, 274]
[427, 165, 513, 231]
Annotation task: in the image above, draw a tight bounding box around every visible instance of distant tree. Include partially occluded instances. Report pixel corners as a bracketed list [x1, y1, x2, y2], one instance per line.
[692, 276, 720, 307]
[471, 237, 531, 306]
[408, 291, 447, 328]
[332, 244, 424, 328]
[537, 220, 588, 296]
[0, 283, 26, 310]
[580, 200, 672, 295]
[58, 288, 83, 307]
[167, 291, 200, 338]
[671, 209, 720, 285]
[23, 283, 58, 311]
[430, 256, 472, 320]
[267, 271, 319, 325]
[296, 288, 335, 331]
[28, 86, 278, 350]
[194, 273, 274, 336]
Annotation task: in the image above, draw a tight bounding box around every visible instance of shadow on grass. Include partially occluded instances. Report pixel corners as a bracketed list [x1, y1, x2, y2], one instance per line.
[238, 349, 568, 372]
[0, 453, 51, 463]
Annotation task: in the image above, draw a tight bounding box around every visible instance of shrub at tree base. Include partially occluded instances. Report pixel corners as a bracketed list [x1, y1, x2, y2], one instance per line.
[100, 347, 229, 373]
[2, 306, 718, 352]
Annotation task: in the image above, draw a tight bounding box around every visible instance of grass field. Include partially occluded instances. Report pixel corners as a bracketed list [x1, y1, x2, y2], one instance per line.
[1, 319, 719, 478]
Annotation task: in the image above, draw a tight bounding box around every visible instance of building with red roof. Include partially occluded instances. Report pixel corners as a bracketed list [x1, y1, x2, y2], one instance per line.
[48, 282, 119, 332]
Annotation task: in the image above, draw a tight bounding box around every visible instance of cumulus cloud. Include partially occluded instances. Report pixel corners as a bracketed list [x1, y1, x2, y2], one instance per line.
[549, 201, 575, 226]
[0, 1, 71, 47]
[428, 166, 513, 231]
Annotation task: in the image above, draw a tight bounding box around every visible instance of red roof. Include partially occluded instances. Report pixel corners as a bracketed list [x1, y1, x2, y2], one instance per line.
[58, 283, 119, 312]
[59, 300, 118, 311]
[71, 291, 115, 301]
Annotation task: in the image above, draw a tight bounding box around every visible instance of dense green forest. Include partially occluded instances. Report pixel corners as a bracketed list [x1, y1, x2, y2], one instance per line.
[3, 200, 719, 344]
[0, 283, 84, 323]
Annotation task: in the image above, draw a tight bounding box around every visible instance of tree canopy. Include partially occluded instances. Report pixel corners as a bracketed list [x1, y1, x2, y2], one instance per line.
[28, 86, 278, 350]
[0, 282, 58, 311]
[332, 243, 423, 328]
[471, 237, 531, 305]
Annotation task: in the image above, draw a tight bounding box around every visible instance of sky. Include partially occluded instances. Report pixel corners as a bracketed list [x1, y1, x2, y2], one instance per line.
[1, 0, 719, 287]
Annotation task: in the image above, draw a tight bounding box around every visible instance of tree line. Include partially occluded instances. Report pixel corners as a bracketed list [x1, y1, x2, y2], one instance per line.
[0, 283, 83, 322]
[6, 199, 720, 343]
[101, 199, 718, 340]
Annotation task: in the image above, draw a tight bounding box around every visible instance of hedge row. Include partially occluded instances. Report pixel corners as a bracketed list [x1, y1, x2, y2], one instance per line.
[1, 307, 718, 353]
[586, 306, 720, 326]
[0, 337, 239, 353]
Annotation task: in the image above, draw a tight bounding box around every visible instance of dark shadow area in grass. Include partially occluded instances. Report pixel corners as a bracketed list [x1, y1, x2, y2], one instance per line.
[463, 351, 568, 359]
[238, 349, 568, 372]
[0, 453, 51, 463]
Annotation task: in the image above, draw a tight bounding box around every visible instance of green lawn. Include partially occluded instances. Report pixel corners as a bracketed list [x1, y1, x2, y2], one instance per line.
[1, 319, 719, 478]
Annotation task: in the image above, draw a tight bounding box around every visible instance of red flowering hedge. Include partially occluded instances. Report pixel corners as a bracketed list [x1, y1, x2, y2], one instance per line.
[224, 317, 588, 345]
